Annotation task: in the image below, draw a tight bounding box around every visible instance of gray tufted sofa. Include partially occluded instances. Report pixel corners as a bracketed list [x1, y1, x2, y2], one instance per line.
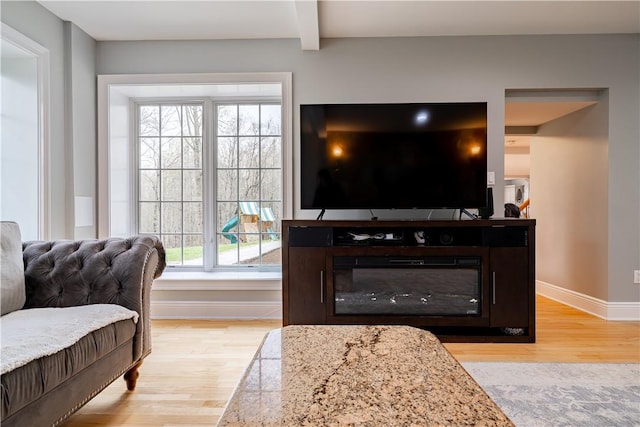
[0, 222, 166, 427]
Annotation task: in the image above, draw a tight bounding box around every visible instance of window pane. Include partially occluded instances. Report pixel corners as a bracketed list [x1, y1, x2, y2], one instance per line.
[218, 244, 239, 266]
[217, 137, 237, 168]
[162, 234, 183, 265]
[140, 170, 160, 201]
[161, 137, 182, 169]
[183, 105, 202, 136]
[161, 105, 182, 136]
[140, 138, 160, 168]
[183, 137, 202, 168]
[161, 202, 182, 233]
[218, 201, 240, 266]
[183, 170, 202, 201]
[139, 106, 159, 136]
[183, 234, 203, 266]
[262, 201, 279, 224]
[239, 169, 259, 200]
[261, 170, 280, 201]
[217, 105, 237, 135]
[239, 137, 259, 168]
[139, 202, 159, 233]
[162, 170, 182, 201]
[238, 229, 260, 245]
[217, 169, 237, 201]
[183, 202, 202, 233]
[261, 104, 281, 135]
[261, 137, 281, 168]
[239, 105, 259, 135]
[260, 247, 281, 266]
[256, 239, 282, 265]
[218, 202, 238, 233]
[136, 101, 208, 269]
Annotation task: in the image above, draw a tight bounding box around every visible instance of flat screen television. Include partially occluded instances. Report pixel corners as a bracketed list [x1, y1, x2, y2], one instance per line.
[300, 102, 488, 210]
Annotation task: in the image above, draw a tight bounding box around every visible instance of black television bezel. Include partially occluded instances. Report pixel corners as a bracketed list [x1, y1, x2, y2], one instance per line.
[300, 102, 488, 211]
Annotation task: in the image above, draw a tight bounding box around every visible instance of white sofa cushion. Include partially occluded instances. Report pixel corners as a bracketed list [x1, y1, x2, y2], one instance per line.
[1, 304, 139, 375]
[1, 221, 26, 316]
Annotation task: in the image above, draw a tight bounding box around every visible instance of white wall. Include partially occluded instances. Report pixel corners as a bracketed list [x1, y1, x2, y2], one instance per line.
[0, 55, 39, 240]
[531, 102, 609, 301]
[505, 148, 531, 179]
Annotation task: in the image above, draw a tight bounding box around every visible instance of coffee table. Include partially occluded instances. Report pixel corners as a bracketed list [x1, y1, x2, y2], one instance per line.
[217, 324, 513, 426]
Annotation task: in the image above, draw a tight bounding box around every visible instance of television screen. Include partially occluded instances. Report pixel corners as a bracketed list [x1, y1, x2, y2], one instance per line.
[300, 102, 488, 210]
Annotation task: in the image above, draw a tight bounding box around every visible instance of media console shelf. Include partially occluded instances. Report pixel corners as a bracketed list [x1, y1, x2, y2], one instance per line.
[282, 219, 536, 343]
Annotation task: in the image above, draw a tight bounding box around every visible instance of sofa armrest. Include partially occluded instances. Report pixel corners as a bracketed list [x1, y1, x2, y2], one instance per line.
[22, 235, 166, 359]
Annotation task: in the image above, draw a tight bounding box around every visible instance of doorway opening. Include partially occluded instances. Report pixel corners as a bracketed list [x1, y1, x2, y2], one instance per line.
[503, 89, 600, 219]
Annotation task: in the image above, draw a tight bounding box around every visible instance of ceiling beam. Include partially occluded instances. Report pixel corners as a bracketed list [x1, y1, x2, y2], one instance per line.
[294, 0, 319, 51]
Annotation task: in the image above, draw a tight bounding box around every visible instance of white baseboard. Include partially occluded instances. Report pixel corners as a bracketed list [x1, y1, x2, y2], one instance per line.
[536, 280, 640, 321]
[151, 300, 283, 320]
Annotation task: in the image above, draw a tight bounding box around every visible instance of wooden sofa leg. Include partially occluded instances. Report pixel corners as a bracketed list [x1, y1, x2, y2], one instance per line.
[124, 361, 143, 391]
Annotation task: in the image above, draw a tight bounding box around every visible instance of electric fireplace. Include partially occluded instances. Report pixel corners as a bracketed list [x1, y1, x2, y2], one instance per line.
[333, 256, 482, 317]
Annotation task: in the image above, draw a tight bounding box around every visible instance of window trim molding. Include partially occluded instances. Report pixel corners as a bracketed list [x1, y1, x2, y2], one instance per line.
[97, 72, 293, 239]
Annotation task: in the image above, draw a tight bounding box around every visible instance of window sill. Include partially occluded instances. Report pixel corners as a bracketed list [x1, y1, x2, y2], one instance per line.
[154, 270, 282, 291]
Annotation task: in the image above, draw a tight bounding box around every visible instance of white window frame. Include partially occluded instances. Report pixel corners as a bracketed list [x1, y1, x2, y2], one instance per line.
[132, 97, 283, 271]
[97, 73, 293, 271]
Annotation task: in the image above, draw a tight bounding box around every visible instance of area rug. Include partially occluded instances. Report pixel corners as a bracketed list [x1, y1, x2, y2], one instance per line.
[461, 362, 640, 427]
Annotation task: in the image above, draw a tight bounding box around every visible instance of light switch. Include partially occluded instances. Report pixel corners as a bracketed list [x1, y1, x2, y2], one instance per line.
[487, 171, 495, 186]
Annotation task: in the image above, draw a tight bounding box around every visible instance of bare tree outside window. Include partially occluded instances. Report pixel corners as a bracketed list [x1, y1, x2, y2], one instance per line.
[138, 103, 204, 266]
[216, 103, 282, 267]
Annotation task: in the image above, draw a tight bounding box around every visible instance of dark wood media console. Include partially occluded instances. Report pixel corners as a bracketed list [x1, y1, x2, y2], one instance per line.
[282, 219, 536, 343]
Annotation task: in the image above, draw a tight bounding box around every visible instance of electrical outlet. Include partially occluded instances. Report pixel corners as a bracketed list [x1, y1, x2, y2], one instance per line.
[635, 270, 640, 284]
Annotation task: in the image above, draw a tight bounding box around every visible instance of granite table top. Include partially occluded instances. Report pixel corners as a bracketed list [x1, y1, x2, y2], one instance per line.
[217, 324, 513, 426]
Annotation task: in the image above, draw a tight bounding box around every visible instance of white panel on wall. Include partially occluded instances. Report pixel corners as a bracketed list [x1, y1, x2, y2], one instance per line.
[74, 196, 94, 227]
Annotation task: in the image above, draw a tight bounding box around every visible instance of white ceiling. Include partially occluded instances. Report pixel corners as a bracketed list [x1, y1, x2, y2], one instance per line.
[37, 1, 640, 46]
[33, 1, 636, 132]
[504, 89, 601, 147]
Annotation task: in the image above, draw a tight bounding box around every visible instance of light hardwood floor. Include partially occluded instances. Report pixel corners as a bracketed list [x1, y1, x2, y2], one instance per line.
[64, 295, 639, 426]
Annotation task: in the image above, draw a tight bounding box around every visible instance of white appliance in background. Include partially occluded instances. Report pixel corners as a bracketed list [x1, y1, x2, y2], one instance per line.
[504, 185, 516, 204]
[505, 179, 529, 206]
[515, 185, 526, 204]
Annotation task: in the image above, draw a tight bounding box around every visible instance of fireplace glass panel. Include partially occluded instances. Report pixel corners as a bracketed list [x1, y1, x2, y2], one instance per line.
[334, 263, 481, 316]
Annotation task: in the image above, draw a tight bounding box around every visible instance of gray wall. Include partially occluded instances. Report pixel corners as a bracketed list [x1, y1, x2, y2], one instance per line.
[67, 22, 97, 239]
[2, 2, 639, 305]
[96, 35, 639, 303]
